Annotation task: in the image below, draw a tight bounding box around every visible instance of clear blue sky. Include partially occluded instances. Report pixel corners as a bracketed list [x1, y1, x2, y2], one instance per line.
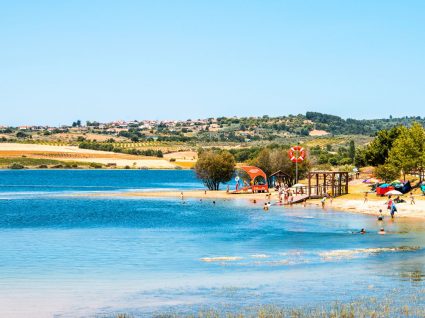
[1, 0, 424, 126]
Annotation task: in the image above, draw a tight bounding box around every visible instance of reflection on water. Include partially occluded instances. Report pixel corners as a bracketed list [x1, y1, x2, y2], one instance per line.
[0, 170, 424, 317]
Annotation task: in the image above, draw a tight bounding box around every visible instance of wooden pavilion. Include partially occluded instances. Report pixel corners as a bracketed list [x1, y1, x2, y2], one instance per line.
[269, 170, 293, 187]
[307, 171, 349, 198]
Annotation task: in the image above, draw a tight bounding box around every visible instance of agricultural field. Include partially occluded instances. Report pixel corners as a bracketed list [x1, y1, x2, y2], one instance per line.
[0, 143, 178, 169]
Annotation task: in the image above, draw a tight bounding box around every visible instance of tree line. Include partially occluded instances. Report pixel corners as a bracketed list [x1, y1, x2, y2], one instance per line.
[79, 141, 163, 157]
[355, 122, 425, 182]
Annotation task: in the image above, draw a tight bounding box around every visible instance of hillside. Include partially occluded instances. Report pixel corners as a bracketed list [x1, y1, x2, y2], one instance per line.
[2, 113, 423, 146]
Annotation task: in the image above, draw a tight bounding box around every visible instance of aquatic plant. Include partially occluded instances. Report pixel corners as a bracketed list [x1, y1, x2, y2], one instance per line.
[111, 293, 425, 318]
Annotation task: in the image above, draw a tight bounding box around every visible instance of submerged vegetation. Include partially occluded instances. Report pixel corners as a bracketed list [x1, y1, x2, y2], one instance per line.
[111, 293, 425, 318]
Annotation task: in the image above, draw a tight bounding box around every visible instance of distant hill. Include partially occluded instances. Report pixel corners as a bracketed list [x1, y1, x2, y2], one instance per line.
[304, 112, 424, 135]
[1, 112, 423, 144]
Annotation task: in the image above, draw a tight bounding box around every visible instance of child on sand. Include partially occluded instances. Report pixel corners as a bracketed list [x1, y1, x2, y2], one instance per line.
[364, 192, 368, 204]
[410, 192, 415, 205]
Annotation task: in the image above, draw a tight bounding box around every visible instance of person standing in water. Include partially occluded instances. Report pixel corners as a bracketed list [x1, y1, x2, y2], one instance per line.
[377, 209, 384, 221]
[390, 201, 397, 219]
[321, 196, 326, 209]
[387, 196, 393, 213]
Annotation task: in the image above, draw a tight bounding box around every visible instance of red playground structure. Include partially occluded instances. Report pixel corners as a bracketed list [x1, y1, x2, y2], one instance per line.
[238, 166, 269, 193]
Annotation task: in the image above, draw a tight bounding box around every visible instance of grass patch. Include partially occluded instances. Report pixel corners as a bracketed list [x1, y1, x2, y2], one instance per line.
[175, 161, 195, 169]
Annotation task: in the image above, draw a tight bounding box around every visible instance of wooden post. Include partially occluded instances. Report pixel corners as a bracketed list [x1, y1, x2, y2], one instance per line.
[316, 173, 319, 196]
[331, 172, 335, 197]
[345, 172, 349, 194]
[308, 172, 311, 197]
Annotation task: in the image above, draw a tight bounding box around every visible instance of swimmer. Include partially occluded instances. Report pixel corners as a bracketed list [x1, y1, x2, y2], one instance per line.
[253, 199, 257, 204]
[263, 203, 269, 211]
[360, 228, 366, 234]
[378, 228, 386, 235]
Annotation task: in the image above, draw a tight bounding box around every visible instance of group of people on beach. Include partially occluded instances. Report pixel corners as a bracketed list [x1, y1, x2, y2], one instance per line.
[276, 184, 297, 205]
[357, 195, 402, 235]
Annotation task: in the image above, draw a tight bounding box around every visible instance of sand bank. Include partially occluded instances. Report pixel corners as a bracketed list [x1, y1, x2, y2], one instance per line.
[89, 188, 425, 219]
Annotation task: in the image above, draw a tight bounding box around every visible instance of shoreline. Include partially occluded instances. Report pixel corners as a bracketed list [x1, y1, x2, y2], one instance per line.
[86, 189, 425, 220]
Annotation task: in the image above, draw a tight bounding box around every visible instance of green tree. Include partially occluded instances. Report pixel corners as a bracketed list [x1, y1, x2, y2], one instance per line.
[348, 140, 355, 163]
[409, 122, 425, 181]
[364, 126, 402, 166]
[250, 149, 273, 176]
[194, 151, 236, 190]
[374, 164, 400, 183]
[250, 148, 310, 186]
[388, 124, 424, 180]
[16, 131, 30, 139]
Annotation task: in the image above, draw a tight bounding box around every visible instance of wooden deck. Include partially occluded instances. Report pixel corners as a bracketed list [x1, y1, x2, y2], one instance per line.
[285, 194, 309, 205]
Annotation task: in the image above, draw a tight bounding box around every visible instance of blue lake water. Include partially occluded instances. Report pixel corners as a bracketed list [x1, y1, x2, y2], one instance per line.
[0, 170, 424, 317]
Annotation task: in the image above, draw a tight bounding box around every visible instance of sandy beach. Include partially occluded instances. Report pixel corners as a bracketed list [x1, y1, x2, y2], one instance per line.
[88, 188, 425, 219]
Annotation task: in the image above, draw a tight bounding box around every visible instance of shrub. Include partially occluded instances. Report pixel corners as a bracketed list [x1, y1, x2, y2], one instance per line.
[338, 157, 353, 165]
[9, 163, 25, 169]
[89, 162, 102, 169]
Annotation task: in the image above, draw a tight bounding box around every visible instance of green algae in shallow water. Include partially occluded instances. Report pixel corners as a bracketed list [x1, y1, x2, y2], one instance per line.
[130, 294, 425, 318]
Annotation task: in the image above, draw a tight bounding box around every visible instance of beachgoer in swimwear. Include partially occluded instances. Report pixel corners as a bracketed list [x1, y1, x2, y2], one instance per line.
[378, 228, 386, 235]
[377, 209, 384, 221]
[390, 202, 397, 219]
[321, 196, 326, 209]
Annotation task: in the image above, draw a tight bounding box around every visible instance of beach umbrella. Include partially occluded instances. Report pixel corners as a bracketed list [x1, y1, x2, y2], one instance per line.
[386, 190, 402, 196]
[291, 183, 306, 188]
[392, 180, 402, 184]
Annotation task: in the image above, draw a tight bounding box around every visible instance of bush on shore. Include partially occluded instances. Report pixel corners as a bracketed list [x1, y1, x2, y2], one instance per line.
[9, 162, 25, 169]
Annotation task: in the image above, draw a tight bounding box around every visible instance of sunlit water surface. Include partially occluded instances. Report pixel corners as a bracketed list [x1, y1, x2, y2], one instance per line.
[0, 170, 424, 317]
